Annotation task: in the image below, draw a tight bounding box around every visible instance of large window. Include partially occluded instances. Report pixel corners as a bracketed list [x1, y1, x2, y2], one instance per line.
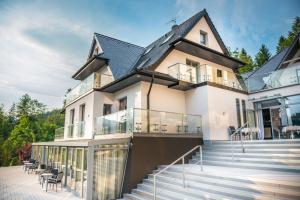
[286, 95, 300, 126]
[103, 104, 112, 116]
[119, 97, 127, 111]
[236, 98, 241, 127]
[242, 100, 247, 124]
[93, 143, 129, 200]
[79, 104, 85, 122]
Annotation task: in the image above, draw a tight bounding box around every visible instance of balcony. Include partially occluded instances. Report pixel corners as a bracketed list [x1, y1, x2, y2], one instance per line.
[246, 63, 300, 92]
[168, 63, 245, 91]
[95, 108, 202, 136]
[67, 124, 74, 138]
[77, 121, 85, 137]
[54, 127, 64, 141]
[65, 72, 113, 105]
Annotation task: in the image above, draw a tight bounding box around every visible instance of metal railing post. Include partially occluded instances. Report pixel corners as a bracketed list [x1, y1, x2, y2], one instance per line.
[182, 157, 186, 188]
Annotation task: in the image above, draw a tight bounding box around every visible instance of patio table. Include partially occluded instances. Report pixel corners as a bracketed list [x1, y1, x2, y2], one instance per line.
[41, 172, 53, 192]
[24, 162, 34, 172]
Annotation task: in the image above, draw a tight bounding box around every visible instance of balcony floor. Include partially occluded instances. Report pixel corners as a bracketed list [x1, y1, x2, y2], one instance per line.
[0, 166, 80, 200]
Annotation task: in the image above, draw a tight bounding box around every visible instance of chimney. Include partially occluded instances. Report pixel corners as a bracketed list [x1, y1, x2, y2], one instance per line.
[172, 24, 179, 31]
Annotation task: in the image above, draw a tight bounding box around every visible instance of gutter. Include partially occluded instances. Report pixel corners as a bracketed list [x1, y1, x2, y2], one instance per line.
[147, 73, 155, 133]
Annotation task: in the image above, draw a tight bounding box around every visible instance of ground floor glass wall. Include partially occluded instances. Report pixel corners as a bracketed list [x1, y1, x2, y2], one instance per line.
[32, 145, 87, 198]
[93, 143, 129, 200]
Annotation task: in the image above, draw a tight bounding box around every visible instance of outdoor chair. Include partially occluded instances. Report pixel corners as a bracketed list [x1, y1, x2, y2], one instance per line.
[46, 171, 64, 192]
[41, 168, 58, 187]
[27, 160, 39, 174]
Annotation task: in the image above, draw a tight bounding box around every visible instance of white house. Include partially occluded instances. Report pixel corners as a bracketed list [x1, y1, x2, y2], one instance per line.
[31, 9, 300, 200]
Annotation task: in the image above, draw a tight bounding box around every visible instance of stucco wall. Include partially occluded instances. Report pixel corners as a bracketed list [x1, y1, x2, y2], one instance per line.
[184, 17, 223, 53]
[186, 85, 248, 141]
[64, 92, 95, 140]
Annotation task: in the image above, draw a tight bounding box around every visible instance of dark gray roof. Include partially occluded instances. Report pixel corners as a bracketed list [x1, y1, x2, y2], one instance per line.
[93, 9, 230, 79]
[132, 9, 229, 71]
[94, 33, 145, 79]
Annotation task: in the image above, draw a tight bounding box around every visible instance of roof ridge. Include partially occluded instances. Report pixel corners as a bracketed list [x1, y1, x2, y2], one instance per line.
[94, 32, 145, 49]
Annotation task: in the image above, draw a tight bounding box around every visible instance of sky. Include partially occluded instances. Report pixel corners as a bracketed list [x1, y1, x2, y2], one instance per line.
[0, 0, 299, 111]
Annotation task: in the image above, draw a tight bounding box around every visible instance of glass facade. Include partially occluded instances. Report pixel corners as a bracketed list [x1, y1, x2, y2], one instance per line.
[32, 145, 88, 198]
[93, 143, 129, 200]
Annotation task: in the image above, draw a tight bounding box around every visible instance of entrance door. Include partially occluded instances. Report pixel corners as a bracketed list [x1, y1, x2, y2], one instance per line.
[262, 109, 272, 139]
[271, 108, 282, 139]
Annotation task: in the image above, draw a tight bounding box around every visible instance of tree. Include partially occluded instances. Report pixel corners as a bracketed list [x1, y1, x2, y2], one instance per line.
[255, 44, 271, 68]
[276, 16, 300, 53]
[15, 94, 46, 118]
[238, 48, 255, 73]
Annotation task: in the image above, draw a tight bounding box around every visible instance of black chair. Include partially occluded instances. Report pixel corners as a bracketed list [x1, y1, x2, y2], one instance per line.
[46, 172, 64, 192]
[27, 160, 39, 174]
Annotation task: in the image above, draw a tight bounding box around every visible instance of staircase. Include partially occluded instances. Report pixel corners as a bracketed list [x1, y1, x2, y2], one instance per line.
[121, 139, 300, 200]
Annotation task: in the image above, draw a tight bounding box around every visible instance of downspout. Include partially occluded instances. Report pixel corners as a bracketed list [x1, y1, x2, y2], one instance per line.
[147, 73, 155, 133]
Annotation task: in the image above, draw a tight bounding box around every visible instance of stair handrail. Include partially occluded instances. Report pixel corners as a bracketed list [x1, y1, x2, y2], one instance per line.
[153, 145, 202, 200]
[231, 122, 248, 160]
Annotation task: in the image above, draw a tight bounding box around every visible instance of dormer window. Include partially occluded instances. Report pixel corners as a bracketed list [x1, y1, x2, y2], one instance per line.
[200, 30, 207, 45]
[94, 47, 99, 56]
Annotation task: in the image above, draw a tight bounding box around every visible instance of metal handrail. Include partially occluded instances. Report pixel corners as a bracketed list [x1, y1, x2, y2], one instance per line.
[231, 122, 248, 160]
[153, 145, 202, 200]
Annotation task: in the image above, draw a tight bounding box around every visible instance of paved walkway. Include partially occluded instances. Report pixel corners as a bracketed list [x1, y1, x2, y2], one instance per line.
[0, 166, 80, 200]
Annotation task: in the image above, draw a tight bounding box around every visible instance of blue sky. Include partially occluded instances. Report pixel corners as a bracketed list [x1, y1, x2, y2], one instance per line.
[0, 0, 299, 110]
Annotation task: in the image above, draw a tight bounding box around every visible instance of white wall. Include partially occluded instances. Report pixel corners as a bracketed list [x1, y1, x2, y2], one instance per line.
[186, 85, 248, 141]
[64, 92, 95, 140]
[184, 17, 224, 53]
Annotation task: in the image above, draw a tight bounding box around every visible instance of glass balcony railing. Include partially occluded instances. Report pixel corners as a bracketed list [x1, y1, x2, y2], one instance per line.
[168, 63, 245, 90]
[95, 108, 202, 135]
[67, 124, 74, 138]
[54, 127, 64, 140]
[77, 121, 85, 137]
[246, 63, 300, 92]
[65, 72, 114, 105]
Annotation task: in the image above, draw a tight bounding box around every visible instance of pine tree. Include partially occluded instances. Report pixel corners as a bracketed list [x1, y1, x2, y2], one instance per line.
[255, 44, 271, 68]
[238, 48, 255, 73]
[276, 16, 300, 53]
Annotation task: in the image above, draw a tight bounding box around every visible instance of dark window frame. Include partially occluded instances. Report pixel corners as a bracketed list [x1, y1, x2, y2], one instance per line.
[119, 97, 127, 111]
[217, 69, 223, 78]
[103, 104, 112, 116]
[236, 98, 241, 128]
[200, 30, 208, 45]
[241, 100, 247, 124]
[79, 104, 85, 122]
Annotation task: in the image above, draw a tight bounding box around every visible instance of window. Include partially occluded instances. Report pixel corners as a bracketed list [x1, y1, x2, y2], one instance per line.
[186, 59, 200, 67]
[70, 109, 75, 125]
[160, 33, 174, 45]
[217, 69, 222, 78]
[94, 47, 99, 55]
[119, 97, 127, 111]
[79, 104, 85, 121]
[236, 99, 241, 128]
[242, 100, 247, 124]
[103, 104, 112, 116]
[200, 30, 207, 45]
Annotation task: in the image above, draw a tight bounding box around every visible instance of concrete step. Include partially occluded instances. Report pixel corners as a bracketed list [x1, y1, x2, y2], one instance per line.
[198, 152, 300, 160]
[141, 176, 285, 200]
[130, 188, 171, 200]
[155, 166, 300, 190]
[203, 143, 300, 150]
[210, 139, 300, 145]
[190, 159, 300, 173]
[198, 155, 300, 166]
[148, 170, 300, 199]
[202, 148, 300, 154]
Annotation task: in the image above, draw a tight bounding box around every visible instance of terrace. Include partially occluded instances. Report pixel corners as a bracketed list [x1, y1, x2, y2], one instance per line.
[0, 166, 80, 200]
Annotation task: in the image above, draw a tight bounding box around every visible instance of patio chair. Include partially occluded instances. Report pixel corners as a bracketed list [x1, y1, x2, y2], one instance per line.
[46, 171, 64, 192]
[41, 168, 58, 187]
[27, 161, 39, 174]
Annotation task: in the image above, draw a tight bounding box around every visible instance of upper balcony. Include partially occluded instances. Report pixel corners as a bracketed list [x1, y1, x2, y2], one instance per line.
[168, 63, 245, 91]
[246, 63, 300, 93]
[95, 108, 202, 136]
[65, 72, 113, 105]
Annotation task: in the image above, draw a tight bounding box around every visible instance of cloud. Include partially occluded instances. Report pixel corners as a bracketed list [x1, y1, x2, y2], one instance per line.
[0, 1, 92, 110]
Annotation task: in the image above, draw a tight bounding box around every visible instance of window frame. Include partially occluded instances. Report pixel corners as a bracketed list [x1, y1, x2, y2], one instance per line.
[200, 30, 208, 45]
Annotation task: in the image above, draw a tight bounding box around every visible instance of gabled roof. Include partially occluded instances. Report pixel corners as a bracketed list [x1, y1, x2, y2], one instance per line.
[94, 33, 145, 79]
[245, 32, 300, 80]
[74, 9, 238, 80]
[244, 32, 300, 92]
[132, 9, 229, 71]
